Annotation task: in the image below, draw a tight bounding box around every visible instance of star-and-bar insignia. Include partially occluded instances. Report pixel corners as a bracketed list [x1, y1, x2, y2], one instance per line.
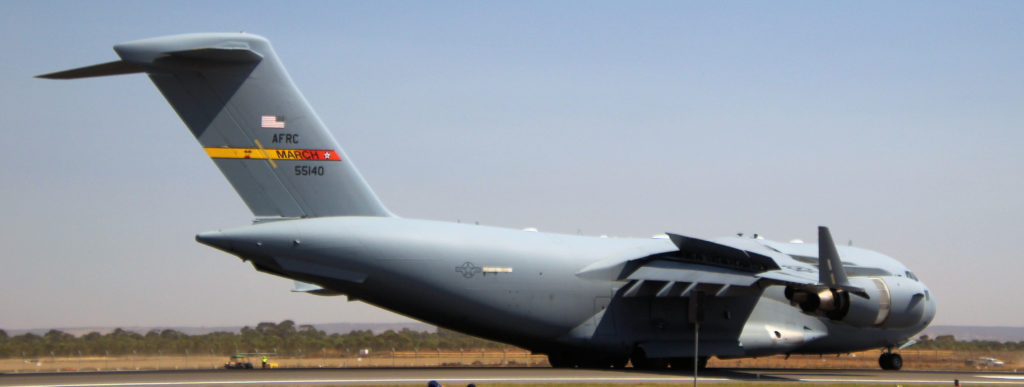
[455, 262, 482, 278]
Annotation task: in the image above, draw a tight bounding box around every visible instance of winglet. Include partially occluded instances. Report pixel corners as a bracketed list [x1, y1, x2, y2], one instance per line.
[818, 226, 868, 297]
[817, 226, 848, 286]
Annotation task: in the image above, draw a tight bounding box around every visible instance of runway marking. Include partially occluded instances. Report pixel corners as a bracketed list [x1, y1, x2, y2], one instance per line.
[979, 375, 1024, 380]
[801, 378, 1024, 385]
[7, 376, 730, 387]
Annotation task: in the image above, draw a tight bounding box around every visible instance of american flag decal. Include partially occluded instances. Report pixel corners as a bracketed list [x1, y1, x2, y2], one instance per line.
[261, 115, 285, 129]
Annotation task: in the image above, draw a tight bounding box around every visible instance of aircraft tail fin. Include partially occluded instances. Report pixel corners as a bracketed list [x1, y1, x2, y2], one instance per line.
[39, 33, 391, 218]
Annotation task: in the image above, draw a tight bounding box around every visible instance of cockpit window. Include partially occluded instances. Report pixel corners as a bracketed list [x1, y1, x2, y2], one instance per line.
[906, 271, 918, 281]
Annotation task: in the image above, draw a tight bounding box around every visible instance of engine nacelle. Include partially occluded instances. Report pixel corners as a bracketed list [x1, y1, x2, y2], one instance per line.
[785, 277, 893, 327]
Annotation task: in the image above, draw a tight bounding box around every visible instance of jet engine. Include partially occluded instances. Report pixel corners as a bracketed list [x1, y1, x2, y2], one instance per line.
[785, 276, 891, 327]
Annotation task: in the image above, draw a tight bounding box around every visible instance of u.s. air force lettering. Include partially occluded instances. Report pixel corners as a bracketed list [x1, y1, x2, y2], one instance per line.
[456, 262, 514, 278]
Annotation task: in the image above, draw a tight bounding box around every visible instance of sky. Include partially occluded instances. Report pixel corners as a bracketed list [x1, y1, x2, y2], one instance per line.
[1, 1, 1022, 330]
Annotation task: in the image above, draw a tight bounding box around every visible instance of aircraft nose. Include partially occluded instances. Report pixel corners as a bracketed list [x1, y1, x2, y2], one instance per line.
[922, 286, 937, 326]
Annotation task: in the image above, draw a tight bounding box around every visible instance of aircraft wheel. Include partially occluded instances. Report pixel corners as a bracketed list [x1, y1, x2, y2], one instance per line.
[888, 353, 903, 370]
[593, 355, 630, 369]
[547, 353, 574, 368]
[879, 353, 903, 370]
[574, 353, 628, 369]
[670, 357, 709, 370]
[610, 356, 629, 369]
[576, 356, 605, 369]
[631, 348, 668, 370]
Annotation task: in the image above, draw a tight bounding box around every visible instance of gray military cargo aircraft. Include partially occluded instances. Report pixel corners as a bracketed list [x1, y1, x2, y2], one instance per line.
[41, 33, 935, 371]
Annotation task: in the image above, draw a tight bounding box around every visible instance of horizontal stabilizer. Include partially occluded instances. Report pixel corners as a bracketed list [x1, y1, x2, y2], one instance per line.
[37, 46, 261, 80]
[36, 60, 142, 79]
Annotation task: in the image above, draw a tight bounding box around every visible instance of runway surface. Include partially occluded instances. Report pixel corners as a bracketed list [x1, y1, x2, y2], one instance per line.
[3, 367, 1023, 386]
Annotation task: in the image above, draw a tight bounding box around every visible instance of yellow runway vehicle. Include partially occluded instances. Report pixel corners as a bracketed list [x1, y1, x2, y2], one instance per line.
[224, 354, 254, 369]
[224, 353, 279, 369]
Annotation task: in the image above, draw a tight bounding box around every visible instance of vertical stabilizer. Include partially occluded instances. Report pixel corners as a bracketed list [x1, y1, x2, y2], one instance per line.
[41, 33, 391, 218]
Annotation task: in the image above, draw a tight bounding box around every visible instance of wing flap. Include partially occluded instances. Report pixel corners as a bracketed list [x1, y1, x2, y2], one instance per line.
[578, 233, 826, 298]
[627, 261, 760, 287]
[618, 260, 762, 298]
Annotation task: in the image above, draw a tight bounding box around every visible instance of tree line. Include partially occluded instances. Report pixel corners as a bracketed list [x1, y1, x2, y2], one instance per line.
[4, 322, 1023, 358]
[914, 334, 1024, 352]
[0, 320, 505, 358]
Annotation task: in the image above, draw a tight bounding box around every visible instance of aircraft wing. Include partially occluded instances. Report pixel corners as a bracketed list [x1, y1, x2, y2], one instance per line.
[577, 233, 820, 298]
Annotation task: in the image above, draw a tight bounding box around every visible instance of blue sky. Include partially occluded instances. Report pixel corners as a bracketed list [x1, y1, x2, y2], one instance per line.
[1, 1, 1022, 329]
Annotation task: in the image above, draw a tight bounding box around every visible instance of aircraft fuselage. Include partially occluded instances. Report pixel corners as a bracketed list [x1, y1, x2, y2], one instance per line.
[197, 216, 936, 360]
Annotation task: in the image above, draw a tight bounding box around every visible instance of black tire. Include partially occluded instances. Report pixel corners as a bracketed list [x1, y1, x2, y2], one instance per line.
[547, 353, 574, 368]
[610, 356, 629, 369]
[879, 353, 903, 370]
[551, 351, 630, 369]
[631, 348, 668, 370]
[889, 353, 903, 370]
[670, 357, 709, 370]
[577, 356, 606, 369]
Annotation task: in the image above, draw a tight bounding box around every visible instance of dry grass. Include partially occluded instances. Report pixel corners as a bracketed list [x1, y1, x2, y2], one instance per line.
[1, 349, 1019, 373]
[309, 385, 956, 387]
[0, 351, 547, 373]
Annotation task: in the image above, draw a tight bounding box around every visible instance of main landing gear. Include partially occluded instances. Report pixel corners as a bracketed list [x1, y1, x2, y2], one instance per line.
[878, 348, 903, 370]
[630, 348, 708, 370]
[546, 352, 629, 369]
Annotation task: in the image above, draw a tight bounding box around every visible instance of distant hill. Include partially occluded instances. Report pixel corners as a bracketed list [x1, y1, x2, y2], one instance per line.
[920, 325, 1024, 342]
[5, 322, 435, 337]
